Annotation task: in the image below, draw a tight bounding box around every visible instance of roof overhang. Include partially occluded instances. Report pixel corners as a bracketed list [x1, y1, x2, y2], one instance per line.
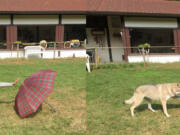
[0, 11, 180, 18]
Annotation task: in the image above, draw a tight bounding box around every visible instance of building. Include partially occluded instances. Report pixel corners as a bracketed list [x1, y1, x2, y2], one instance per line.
[0, 0, 180, 62]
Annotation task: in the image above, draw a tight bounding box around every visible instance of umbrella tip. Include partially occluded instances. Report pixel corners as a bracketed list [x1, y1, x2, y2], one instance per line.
[13, 77, 20, 85]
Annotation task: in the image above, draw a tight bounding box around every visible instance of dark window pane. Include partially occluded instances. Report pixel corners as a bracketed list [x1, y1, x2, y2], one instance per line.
[0, 26, 6, 49]
[39, 26, 55, 42]
[18, 26, 55, 43]
[64, 25, 86, 41]
[18, 26, 37, 42]
[0, 26, 6, 42]
[86, 16, 107, 28]
[130, 29, 174, 53]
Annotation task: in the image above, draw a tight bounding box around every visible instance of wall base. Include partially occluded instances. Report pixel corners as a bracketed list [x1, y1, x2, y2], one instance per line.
[0, 49, 86, 59]
[128, 55, 180, 63]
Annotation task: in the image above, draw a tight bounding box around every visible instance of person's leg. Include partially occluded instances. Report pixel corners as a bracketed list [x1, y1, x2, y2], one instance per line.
[0, 82, 13, 87]
[0, 78, 20, 87]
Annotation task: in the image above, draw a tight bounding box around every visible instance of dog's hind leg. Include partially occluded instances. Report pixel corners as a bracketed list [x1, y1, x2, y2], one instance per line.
[144, 98, 157, 112]
[130, 94, 144, 117]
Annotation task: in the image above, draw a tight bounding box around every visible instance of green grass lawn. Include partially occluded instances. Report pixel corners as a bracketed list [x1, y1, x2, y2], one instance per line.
[0, 58, 86, 135]
[87, 63, 180, 135]
[3, 59, 180, 135]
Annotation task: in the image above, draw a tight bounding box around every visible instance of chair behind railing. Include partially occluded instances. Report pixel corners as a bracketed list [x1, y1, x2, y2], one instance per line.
[24, 46, 45, 59]
[64, 39, 86, 49]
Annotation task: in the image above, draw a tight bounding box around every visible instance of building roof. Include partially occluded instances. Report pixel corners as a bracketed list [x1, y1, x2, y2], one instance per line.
[0, 0, 86, 13]
[88, 0, 180, 16]
[0, 0, 180, 16]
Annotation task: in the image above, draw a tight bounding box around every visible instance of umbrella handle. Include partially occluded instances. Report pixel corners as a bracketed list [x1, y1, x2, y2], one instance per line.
[44, 100, 57, 113]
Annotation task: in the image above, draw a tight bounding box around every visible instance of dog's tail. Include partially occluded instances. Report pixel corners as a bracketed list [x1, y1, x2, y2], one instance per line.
[123, 94, 137, 104]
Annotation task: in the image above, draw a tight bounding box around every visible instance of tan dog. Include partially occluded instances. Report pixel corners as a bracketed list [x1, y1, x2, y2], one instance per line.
[123, 83, 180, 117]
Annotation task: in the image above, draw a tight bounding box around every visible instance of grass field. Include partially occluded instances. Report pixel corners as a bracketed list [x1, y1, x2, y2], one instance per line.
[87, 63, 180, 135]
[2, 59, 180, 135]
[0, 58, 86, 135]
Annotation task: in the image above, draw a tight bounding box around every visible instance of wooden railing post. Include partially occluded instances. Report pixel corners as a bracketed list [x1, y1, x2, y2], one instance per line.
[11, 43, 14, 57]
[84, 39, 87, 48]
[53, 42, 56, 60]
[142, 47, 146, 67]
[95, 48, 98, 68]
[17, 43, 19, 58]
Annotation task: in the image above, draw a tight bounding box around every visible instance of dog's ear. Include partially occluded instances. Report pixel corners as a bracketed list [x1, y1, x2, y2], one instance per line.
[177, 83, 180, 87]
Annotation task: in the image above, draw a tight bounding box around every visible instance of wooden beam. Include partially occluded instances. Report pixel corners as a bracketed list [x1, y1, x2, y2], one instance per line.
[106, 16, 113, 62]
[55, 25, 64, 49]
[36, 26, 39, 42]
[56, 15, 64, 49]
[178, 18, 180, 28]
[121, 27, 131, 61]
[174, 29, 180, 54]
[6, 26, 17, 50]
[10, 14, 13, 25]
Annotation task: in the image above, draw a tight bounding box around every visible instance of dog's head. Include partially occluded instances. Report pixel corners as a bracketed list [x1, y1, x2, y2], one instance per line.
[172, 83, 180, 95]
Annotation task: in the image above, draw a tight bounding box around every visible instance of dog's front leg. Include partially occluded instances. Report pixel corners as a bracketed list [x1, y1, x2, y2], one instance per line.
[161, 99, 170, 117]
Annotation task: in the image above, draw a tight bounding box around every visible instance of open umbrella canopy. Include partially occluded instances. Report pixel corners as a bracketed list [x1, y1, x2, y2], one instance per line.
[15, 69, 57, 118]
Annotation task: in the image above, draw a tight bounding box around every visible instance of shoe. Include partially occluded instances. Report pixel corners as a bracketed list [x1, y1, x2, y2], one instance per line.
[13, 78, 20, 85]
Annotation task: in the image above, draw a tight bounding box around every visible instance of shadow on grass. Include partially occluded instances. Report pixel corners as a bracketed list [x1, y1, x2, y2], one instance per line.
[14, 104, 42, 119]
[0, 100, 14, 104]
[0, 100, 43, 118]
[136, 103, 180, 112]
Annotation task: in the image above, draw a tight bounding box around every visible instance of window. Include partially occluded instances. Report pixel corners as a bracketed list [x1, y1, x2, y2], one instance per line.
[18, 26, 55, 43]
[64, 25, 86, 41]
[18, 26, 37, 42]
[130, 29, 174, 53]
[0, 26, 6, 49]
[39, 26, 55, 41]
[86, 16, 107, 28]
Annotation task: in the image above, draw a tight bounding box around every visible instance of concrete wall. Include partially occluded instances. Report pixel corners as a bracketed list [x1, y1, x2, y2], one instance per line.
[86, 28, 110, 62]
[59, 49, 86, 58]
[125, 17, 178, 28]
[5, 49, 180, 63]
[86, 16, 125, 63]
[0, 15, 11, 25]
[0, 49, 86, 59]
[107, 16, 124, 62]
[61, 15, 86, 24]
[128, 55, 180, 63]
[14, 15, 59, 25]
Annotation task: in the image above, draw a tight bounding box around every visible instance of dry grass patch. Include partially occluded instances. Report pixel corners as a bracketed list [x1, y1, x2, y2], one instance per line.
[0, 58, 86, 135]
[49, 88, 86, 132]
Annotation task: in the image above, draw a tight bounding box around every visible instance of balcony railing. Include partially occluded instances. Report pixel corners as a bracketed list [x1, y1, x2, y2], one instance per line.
[11, 39, 86, 50]
[0, 42, 7, 49]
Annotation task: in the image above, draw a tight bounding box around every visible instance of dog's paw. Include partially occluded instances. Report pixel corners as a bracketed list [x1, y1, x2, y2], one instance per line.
[153, 109, 158, 112]
[166, 114, 171, 117]
[149, 108, 157, 112]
